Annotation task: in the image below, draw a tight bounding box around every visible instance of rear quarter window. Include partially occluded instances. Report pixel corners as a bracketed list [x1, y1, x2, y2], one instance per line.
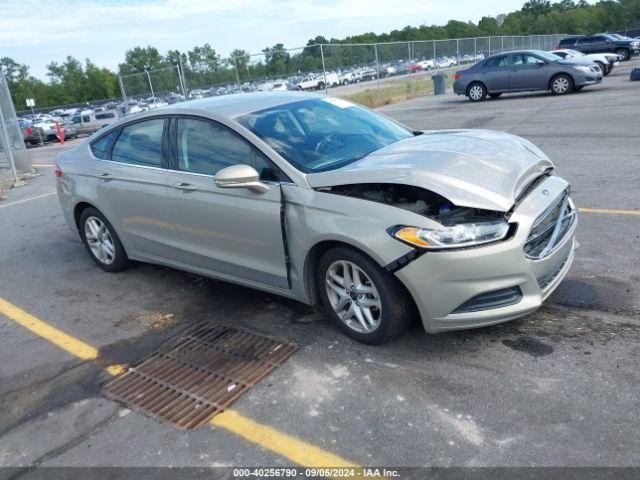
[90, 130, 119, 160]
[95, 113, 115, 120]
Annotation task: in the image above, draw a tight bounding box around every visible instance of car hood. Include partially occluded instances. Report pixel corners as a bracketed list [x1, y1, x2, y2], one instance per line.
[306, 129, 554, 212]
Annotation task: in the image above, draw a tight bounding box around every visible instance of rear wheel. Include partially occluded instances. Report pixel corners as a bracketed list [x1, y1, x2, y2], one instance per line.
[317, 81, 325, 90]
[467, 82, 487, 102]
[550, 74, 573, 95]
[79, 207, 129, 272]
[317, 247, 412, 345]
[616, 48, 630, 61]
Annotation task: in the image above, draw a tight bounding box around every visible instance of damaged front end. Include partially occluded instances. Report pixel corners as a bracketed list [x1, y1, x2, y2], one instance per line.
[315, 183, 514, 250]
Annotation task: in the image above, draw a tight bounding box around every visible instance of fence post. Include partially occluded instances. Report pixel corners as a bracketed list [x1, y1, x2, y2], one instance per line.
[145, 70, 155, 101]
[474, 37, 477, 56]
[0, 104, 18, 182]
[374, 43, 381, 104]
[407, 41, 413, 95]
[233, 57, 240, 88]
[456, 38, 459, 62]
[118, 74, 128, 112]
[488, 37, 491, 56]
[501, 36, 504, 52]
[178, 58, 188, 99]
[432, 40, 436, 62]
[320, 44, 328, 95]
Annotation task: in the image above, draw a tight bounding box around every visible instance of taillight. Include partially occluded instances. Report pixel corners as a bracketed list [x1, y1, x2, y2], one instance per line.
[26, 127, 32, 135]
[54, 165, 62, 177]
[454, 73, 461, 80]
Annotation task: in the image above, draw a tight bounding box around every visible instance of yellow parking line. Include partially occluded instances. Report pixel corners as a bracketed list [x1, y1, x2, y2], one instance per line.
[0, 298, 99, 360]
[579, 207, 640, 216]
[211, 410, 358, 468]
[0, 296, 356, 468]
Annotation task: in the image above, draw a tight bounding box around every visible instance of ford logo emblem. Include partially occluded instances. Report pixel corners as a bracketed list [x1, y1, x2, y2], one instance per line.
[542, 189, 551, 196]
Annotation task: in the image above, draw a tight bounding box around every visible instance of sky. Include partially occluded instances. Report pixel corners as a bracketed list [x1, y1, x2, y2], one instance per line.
[1, 0, 529, 79]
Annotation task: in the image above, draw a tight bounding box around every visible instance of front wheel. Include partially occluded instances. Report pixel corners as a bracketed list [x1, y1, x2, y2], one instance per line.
[467, 82, 487, 102]
[550, 74, 573, 95]
[616, 49, 630, 61]
[79, 207, 129, 272]
[317, 247, 412, 345]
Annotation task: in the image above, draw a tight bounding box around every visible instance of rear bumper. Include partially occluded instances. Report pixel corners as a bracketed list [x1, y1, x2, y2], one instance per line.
[393, 176, 577, 333]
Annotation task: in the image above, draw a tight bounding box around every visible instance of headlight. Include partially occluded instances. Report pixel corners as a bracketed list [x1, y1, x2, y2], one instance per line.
[390, 221, 510, 250]
[572, 65, 592, 73]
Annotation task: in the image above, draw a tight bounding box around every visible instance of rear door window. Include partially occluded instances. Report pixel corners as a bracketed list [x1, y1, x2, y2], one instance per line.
[484, 55, 508, 68]
[111, 119, 165, 167]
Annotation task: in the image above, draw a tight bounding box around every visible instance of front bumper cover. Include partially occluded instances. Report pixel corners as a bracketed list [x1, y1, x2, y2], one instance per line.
[393, 175, 577, 333]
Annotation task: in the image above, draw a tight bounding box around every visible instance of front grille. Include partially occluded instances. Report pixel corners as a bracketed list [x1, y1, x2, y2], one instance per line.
[452, 286, 522, 314]
[537, 250, 570, 290]
[524, 191, 576, 259]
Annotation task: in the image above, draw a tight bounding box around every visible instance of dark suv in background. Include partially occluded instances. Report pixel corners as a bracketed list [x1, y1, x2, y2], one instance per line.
[558, 34, 639, 61]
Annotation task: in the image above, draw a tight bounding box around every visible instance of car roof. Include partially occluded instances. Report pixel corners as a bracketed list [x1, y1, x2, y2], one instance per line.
[166, 91, 322, 119]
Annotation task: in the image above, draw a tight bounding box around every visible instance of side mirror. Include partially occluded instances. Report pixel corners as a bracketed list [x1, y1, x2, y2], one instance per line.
[535, 60, 546, 66]
[214, 164, 270, 194]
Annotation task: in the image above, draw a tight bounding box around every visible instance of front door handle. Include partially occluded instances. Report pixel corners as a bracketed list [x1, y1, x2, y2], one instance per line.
[174, 182, 196, 192]
[98, 172, 112, 181]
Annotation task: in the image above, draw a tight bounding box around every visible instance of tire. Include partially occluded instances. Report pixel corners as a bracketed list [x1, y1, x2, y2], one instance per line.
[616, 49, 629, 62]
[466, 82, 487, 102]
[79, 207, 129, 272]
[317, 81, 325, 90]
[595, 62, 606, 76]
[550, 73, 573, 95]
[488, 92, 502, 99]
[317, 246, 412, 345]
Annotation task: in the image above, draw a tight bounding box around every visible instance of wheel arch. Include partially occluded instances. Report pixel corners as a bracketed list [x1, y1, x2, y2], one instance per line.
[302, 239, 418, 319]
[73, 201, 96, 230]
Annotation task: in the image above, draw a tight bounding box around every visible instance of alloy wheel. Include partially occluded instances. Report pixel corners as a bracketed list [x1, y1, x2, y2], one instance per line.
[325, 260, 382, 334]
[552, 76, 570, 94]
[84, 216, 116, 265]
[468, 85, 484, 101]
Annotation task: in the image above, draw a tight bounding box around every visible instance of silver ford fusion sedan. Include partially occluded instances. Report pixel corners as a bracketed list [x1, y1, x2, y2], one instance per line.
[56, 92, 577, 344]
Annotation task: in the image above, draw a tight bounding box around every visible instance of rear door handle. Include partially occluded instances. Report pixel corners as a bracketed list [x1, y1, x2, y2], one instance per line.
[174, 182, 196, 192]
[98, 172, 112, 181]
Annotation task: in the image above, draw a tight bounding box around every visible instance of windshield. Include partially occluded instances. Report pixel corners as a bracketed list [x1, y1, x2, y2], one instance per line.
[237, 97, 413, 173]
[533, 50, 565, 62]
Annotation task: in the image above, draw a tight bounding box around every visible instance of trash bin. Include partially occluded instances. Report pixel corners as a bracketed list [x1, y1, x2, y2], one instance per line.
[432, 73, 447, 95]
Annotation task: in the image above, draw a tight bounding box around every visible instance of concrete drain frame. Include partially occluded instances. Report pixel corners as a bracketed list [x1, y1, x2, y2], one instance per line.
[102, 323, 298, 429]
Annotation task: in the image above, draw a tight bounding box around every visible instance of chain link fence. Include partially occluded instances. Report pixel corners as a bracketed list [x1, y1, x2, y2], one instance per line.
[1, 71, 31, 184]
[118, 34, 567, 109]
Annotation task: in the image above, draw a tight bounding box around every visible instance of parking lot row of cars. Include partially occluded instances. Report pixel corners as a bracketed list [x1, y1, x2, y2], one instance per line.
[453, 34, 639, 101]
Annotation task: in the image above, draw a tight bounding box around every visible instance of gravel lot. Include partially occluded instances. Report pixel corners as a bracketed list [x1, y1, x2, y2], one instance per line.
[0, 58, 638, 471]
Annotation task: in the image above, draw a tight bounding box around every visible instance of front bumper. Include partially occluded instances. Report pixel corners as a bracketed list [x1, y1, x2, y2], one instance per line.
[394, 175, 577, 333]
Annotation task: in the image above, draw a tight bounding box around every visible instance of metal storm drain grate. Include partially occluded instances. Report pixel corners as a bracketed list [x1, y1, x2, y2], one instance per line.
[102, 323, 298, 429]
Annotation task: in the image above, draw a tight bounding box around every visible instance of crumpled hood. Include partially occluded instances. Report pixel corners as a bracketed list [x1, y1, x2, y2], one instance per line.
[306, 129, 554, 212]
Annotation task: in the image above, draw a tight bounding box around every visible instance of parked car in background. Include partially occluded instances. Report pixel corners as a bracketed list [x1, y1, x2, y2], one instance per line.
[71, 110, 120, 135]
[550, 49, 619, 75]
[454, 50, 602, 102]
[56, 92, 576, 344]
[558, 34, 639, 61]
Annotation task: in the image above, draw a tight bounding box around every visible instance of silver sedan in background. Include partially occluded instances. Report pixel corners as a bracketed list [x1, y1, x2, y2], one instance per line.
[453, 49, 603, 101]
[56, 92, 577, 344]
